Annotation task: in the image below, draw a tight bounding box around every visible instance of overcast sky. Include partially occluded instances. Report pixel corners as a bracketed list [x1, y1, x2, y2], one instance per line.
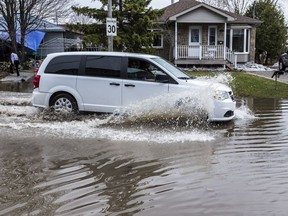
[73, 0, 287, 21]
[74, 0, 174, 9]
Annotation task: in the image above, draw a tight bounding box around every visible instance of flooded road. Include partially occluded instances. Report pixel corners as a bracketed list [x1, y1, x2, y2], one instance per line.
[1, 80, 288, 215]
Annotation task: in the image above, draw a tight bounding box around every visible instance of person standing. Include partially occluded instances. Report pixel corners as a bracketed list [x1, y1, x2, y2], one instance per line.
[10, 51, 20, 76]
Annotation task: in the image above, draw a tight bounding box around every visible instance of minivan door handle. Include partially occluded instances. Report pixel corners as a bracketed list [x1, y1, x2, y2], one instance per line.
[124, 84, 135, 87]
[110, 82, 120, 86]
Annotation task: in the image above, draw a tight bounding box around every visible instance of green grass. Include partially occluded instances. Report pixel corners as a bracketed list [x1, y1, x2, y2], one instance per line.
[187, 71, 288, 99]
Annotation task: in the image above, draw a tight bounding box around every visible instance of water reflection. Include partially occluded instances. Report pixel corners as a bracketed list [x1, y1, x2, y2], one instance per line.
[0, 136, 217, 215]
[0, 138, 46, 215]
[1, 97, 288, 215]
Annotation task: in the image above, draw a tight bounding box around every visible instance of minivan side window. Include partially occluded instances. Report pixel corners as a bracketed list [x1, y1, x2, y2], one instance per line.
[44, 56, 81, 75]
[127, 58, 168, 82]
[84, 56, 121, 78]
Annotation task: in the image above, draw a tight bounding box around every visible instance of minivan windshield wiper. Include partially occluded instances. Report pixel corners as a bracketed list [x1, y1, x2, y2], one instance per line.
[178, 77, 190, 80]
[178, 76, 196, 80]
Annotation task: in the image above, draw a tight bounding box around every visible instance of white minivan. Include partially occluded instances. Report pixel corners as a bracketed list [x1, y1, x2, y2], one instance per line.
[32, 52, 236, 122]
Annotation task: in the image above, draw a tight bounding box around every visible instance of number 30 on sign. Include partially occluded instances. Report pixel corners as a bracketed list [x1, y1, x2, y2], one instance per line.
[106, 18, 117, 36]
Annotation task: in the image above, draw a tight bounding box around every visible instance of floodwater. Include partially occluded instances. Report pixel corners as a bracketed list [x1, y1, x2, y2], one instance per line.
[1, 77, 288, 215]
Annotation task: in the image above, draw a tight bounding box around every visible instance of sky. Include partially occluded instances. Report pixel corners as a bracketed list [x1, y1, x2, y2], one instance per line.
[73, 0, 173, 9]
[73, 0, 288, 22]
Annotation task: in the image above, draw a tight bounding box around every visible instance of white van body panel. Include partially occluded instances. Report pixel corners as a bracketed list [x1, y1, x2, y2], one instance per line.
[122, 80, 169, 107]
[76, 76, 122, 112]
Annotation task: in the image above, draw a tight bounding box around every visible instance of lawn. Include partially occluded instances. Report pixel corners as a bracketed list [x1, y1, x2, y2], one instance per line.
[187, 71, 288, 99]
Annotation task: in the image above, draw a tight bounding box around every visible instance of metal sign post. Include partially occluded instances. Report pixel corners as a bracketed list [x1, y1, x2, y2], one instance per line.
[107, 0, 115, 51]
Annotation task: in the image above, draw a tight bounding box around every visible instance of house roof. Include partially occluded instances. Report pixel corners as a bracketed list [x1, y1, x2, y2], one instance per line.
[33, 20, 65, 32]
[157, 0, 262, 25]
[0, 16, 64, 32]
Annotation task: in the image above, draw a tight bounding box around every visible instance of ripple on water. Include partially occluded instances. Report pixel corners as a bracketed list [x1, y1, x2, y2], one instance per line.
[3, 83, 288, 215]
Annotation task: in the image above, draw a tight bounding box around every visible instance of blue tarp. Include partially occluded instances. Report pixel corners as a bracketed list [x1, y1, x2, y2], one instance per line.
[20, 30, 46, 51]
[0, 30, 45, 51]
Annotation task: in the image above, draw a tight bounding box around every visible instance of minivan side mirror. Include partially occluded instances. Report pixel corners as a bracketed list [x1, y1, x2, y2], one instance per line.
[155, 74, 169, 83]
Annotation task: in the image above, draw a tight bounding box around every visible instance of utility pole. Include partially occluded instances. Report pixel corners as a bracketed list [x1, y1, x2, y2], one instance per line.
[108, 0, 113, 51]
[253, 1, 256, 19]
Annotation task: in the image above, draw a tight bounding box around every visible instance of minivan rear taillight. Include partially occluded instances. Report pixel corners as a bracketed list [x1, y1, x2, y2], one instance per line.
[34, 75, 41, 89]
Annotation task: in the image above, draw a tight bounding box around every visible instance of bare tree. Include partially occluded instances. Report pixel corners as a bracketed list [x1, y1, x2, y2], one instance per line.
[199, 0, 287, 16]
[199, 0, 253, 14]
[0, 0, 74, 57]
[19, 0, 74, 56]
[0, 0, 18, 52]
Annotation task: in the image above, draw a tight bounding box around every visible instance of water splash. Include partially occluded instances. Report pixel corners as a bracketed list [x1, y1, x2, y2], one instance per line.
[0, 73, 256, 142]
[234, 98, 257, 121]
[196, 72, 234, 86]
[235, 105, 256, 121]
[104, 89, 216, 130]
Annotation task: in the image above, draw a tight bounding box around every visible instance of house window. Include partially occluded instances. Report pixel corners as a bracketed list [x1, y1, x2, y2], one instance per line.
[190, 29, 200, 43]
[208, 26, 217, 45]
[226, 28, 250, 53]
[232, 29, 244, 52]
[151, 30, 163, 48]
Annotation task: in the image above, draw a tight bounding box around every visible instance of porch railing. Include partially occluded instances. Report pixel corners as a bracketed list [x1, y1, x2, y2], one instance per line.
[175, 45, 241, 67]
[177, 45, 225, 60]
[226, 47, 235, 65]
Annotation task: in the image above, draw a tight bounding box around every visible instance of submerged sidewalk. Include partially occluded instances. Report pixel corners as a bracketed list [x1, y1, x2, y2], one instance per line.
[0, 70, 34, 82]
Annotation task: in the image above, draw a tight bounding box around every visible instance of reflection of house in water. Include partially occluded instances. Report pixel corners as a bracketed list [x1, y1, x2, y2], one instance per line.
[249, 98, 282, 112]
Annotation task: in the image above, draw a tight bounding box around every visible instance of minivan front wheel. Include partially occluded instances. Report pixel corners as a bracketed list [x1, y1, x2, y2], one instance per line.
[50, 93, 78, 114]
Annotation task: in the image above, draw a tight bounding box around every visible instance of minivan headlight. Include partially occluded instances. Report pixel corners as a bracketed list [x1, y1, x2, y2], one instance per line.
[215, 90, 230, 101]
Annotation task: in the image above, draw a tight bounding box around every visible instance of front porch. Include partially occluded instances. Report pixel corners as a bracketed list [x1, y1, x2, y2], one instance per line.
[174, 45, 249, 67]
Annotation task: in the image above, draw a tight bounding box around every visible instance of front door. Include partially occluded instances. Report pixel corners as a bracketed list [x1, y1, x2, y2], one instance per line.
[188, 26, 202, 58]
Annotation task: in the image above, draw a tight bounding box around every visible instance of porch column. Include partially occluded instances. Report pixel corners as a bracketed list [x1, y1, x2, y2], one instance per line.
[243, 29, 247, 52]
[175, 21, 178, 61]
[224, 22, 227, 60]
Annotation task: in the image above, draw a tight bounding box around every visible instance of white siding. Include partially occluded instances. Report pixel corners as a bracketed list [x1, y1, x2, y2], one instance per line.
[39, 32, 64, 57]
[177, 7, 226, 23]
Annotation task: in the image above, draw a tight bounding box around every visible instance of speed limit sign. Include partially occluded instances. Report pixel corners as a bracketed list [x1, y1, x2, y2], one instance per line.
[106, 18, 117, 36]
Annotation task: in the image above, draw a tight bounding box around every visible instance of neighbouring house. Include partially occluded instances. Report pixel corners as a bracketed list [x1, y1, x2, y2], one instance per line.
[153, 0, 262, 68]
[0, 17, 83, 60]
[37, 22, 84, 58]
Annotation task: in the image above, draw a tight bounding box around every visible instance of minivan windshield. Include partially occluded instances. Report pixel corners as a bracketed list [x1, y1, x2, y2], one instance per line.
[152, 57, 190, 79]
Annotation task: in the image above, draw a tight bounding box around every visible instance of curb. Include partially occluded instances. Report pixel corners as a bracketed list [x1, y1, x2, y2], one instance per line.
[246, 71, 288, 84]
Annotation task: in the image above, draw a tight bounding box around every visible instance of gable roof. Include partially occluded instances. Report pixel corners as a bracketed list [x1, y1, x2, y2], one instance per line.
[157, 0, 262, 25]
[30, 20, 64, 32]
[0, 16, 64, 32]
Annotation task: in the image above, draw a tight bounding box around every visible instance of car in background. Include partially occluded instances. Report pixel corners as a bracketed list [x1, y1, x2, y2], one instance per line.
[279, 51, 288, 71]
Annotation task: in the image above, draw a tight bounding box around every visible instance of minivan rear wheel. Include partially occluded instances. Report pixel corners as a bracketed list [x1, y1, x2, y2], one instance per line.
[50, 93, 78, 114]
